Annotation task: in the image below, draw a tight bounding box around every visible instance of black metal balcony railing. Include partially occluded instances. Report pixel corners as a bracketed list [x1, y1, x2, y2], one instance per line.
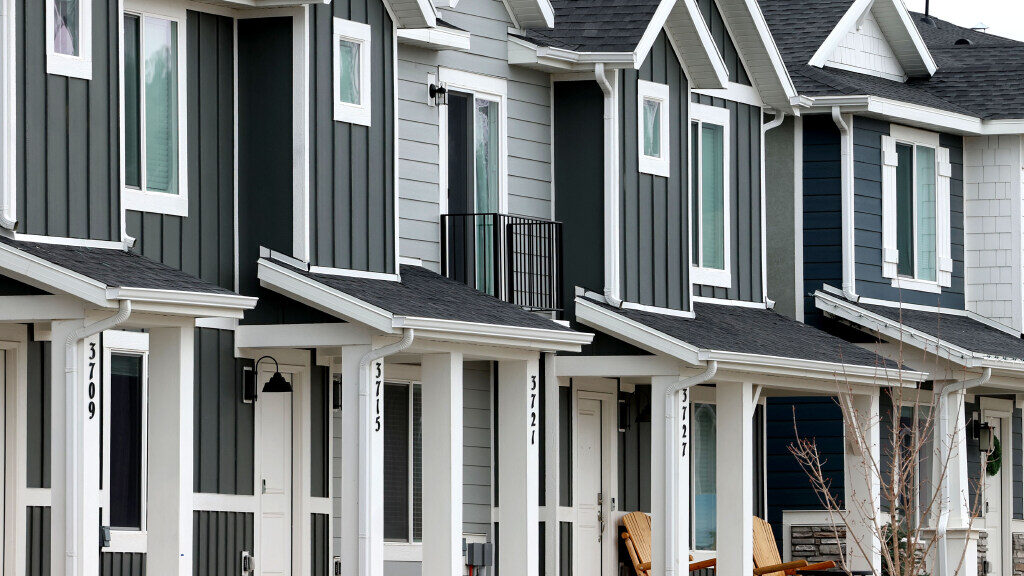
[440, 213, 563, 314]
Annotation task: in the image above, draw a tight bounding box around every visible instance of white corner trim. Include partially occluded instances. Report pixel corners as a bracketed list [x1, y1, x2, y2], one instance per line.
[46, 0, 93, 80]
[637, 80, 671, 177]
[333, 18, 372, 127]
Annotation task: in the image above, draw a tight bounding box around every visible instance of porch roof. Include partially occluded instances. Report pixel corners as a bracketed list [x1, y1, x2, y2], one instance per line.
[0, 236, 257, 318]
[256, 256, 593, 351]
[816, 289, 1024, 372]
[575, 294, 923, 384]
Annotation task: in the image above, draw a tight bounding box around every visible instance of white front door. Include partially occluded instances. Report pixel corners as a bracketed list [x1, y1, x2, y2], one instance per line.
[982, 415, 1003, 576]
[574, 391, 615, 575]
[258, 372, 293, 576]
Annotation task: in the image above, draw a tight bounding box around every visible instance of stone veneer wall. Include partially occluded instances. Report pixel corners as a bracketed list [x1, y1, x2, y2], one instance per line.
[1013, 532, 1024, 576]
[978, 531, 988, 575]
[791, 525, 846, 564]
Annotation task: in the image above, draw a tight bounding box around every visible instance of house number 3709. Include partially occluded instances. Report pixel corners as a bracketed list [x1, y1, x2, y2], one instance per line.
[86, 340, 98, 420]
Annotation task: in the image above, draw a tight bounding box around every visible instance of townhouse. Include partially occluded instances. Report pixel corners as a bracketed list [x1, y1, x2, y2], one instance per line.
[761, 2, 1024, 575]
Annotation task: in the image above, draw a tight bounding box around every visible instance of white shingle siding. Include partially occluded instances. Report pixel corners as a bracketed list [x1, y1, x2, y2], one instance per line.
[964, 135, 1024, 330]
[824, 11, 907, 82]
[396, 0, 552, 273]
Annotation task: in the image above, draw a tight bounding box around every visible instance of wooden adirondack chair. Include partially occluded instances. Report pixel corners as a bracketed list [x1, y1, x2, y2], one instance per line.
[752, 516, 837, 576]
[620, 512, 717, 575]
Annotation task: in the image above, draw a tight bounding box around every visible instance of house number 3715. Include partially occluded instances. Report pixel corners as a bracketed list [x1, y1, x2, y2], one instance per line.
[373, 361, 383, 433]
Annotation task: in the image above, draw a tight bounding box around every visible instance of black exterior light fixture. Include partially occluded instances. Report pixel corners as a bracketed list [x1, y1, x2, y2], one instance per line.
[429, 82, 448, 106]
[257, 355, 292, 393]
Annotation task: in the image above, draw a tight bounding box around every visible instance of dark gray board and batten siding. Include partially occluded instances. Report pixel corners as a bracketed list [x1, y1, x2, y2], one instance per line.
[27, 507, 51, 576]
[193, 511, 255, 576]
[618, 31, 691, 313]
[27, 339, 50, 489]
[309, 0, 395, 274]
[17, 0, 120, 241]
[128, 11, 235, 294]
[100, 554, 145, 576]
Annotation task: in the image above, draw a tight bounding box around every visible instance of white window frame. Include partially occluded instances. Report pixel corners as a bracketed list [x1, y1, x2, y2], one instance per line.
[637, 80, 670, 178]
[101, 330, 150, 554]
[689, 102, 732, 289]
[333, 18, 372, 126]
[46, 0, 93, 80]
[119, 0, 188, 217]
[383, 380, 422, 546]
[882, 125, 951, 293]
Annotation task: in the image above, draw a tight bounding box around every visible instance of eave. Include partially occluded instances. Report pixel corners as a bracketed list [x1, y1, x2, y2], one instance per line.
[397, 26, 471, 50]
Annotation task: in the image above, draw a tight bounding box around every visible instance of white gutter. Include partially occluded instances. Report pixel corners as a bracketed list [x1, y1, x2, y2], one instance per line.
[934, 367, 990, 576]
[594, 63, 622, 307]
[762, 109, 786, 308]
[357, 329, 415, 576]
[831, 107, 858, 302]
[65, 300, 132, 576]
[664, 361, 718, 576]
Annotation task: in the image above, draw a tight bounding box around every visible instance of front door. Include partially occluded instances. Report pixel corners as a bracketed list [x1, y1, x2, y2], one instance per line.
[258, 371, 293, 576]
[574, 392, 614, 575]
[982, 414, 1003, 575]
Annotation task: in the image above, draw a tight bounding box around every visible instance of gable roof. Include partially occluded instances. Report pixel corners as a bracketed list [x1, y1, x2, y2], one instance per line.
[517, 0, 661, 53]
[710, 0, 797, 110]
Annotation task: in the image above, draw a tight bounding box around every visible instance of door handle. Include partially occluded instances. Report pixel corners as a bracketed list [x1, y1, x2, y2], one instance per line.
[262, 479, 267, 494]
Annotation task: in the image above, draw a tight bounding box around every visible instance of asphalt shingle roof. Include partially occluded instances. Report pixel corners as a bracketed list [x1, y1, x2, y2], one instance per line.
[583, 296, 895, 368]
[758, 0, 1024, 120]
[0, 236, 236, 295]
[288, 263, 576, 332]
[517, 0, 660, 52]
[860, 303, 1024, 363]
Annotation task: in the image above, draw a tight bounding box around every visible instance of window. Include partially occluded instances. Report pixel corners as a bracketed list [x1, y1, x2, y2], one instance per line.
[894, 404, 933, 530]
[47, 0, 93, 79]
[691, 403, 716, 550]
[383, 383, 422, 544]
[690, 103, 731, 288]
[102, 331, 149, 553]
[121, 7, 187, 216]
[637, 80, 670, 177]
[882, 126, 951, 291]
[333, 18, 372, 126]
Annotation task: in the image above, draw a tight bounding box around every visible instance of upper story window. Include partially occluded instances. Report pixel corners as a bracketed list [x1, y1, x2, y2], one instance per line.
[121, 5, 188, 216]
[882, 125, 952, 292]
[690, 103, 731, 288]
[333, 18, 372, 126]
[638, 80, 670, 177]
[47, 0, 93, 79]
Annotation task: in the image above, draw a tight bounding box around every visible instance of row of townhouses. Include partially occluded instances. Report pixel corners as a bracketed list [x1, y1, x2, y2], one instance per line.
[0, 0, 1020, 574]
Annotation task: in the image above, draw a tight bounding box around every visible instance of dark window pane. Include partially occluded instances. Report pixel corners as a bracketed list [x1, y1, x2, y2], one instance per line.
[110, 354, 143, 530]
[412, 384, 422, 542]
[691, 123, 700, 264]
[383, 384, 409, 541]
[896, 143, 914, 277]
[123, 15, 141, 188]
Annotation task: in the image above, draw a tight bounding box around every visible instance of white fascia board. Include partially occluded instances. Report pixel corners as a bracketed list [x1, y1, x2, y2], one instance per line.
[794, 96, 1016, 136]
[235, 323, 373, 349]
[701, 349, 927, 385]
[0, 241, 111, 307]
[397, 26, 471, 50]
[573, 297, 703, 365]
[658, 0, 729, 88]
[392, 316, 593, 351]
[256, 258, 396, 333]
[107, 287, 258, 317]
[0, 295, 86, 322]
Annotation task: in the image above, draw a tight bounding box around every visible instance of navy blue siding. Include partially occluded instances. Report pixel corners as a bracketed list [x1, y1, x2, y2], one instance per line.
[801, 115, 843, 328]
[766, 397, 844, 539]
[852, 117, 965, 308]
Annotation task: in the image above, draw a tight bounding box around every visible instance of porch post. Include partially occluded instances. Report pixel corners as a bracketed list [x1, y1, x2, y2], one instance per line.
[716, 381, 754, 575]
[650, 375, 690, 576]
[147, 324, 195, 575]
[422, 352, 464, 576]
[543, 354, 560, 576]
[844, 391, 881, 572]
[339, 344, 373, 576]
[935, 390, 977, 576]
[497, 357, 541, 576]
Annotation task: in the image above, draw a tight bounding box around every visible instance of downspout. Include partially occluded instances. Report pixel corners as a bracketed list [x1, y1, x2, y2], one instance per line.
[665, 361, 718, 576]
[357, 328, 415, 576]
[595, 63, 622, 308]
[65, 300, 132, 575]
[762, 110, 786, 309]
[934, 367, 991, 576]
[831, 107, 858, 302]
[0, 210, 15, 231]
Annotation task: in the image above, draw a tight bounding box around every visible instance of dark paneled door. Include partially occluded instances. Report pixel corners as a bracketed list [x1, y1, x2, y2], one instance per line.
[446, 91, 476, 288]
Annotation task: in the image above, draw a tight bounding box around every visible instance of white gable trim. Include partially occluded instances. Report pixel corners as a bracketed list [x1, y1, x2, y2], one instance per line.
[656, 0, 728, 88]
[809, 0, 936, 78]
[711, 0, 797, 112]
[502, 0, 554, 29]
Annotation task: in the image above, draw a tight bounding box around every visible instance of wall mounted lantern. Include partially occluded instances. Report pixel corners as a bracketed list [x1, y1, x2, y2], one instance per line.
[429, 82, 448, 106]
[258, 355, 292, 393]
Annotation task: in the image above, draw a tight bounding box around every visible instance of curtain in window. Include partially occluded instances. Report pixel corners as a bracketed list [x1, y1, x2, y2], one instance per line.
[701, 124, 726, 270]
[144, 17, 178, 195]
[643, 99, 661, 158]
[338, 40, 361, 105]
[54, 0, 80, 56]
[916, 146, 937, 282]
[895, 144, 915, 277]
[124, 15, 141, 189]
[474, 99, 500, 295]
[692, 404, 716, 550]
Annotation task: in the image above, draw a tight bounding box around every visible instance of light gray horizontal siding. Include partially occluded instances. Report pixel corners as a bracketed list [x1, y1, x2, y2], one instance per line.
[397, 0, 552, 272]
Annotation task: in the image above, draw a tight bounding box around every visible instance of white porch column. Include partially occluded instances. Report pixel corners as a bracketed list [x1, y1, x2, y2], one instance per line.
[497, 357, 541, 576]
[716, 382, 754, 575]
[543, 354, 560, 576]
[843, 391, 881, 572]
[650, 375, 690, 576]
[147, 324, 195, 575]
[934, 390, 977, 576]
[339, 344, 372, 576]
[422, 352, 464, 576]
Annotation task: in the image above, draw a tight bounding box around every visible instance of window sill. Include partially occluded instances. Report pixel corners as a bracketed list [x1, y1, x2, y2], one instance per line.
[638, 155, 670, 178]
[334, 102, 371, 126]
[891, 276, 942, 294]
[123, 188, 189, 217]
[48, 54, 93, 80]
[104, 530, 147, 554]
[692, 266, 731, 289]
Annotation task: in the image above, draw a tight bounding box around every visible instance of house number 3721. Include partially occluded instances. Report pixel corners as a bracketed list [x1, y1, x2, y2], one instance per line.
[529, 375, 538, 445]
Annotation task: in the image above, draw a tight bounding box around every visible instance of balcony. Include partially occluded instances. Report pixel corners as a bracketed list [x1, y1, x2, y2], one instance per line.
[440, 213, 563, 315]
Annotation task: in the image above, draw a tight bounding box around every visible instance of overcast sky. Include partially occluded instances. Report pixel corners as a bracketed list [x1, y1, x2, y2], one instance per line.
[903, 0, 1024, 41]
